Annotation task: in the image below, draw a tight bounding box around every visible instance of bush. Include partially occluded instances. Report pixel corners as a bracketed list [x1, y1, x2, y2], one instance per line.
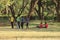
[0, 16, 9, 22]
[45, 16, 54, 20]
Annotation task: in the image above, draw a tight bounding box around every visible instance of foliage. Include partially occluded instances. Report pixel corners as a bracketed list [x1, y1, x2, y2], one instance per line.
[0, 0, 60, 21]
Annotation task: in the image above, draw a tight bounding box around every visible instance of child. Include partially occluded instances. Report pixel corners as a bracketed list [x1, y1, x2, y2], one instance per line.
[21, 16, 25, 29]
[26, 17, 29, 29]
[10, 16, 14, 29]
[39, 22, 43, 28]
[45, 22, 48, 28]
[16, 17, 21, 29]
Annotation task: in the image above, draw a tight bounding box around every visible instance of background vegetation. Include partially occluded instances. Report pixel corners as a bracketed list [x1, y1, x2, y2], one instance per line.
[0, 0, 60, 24]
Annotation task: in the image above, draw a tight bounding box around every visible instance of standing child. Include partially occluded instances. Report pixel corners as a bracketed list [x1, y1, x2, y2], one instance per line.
[10, 16, 14, 29]
[21, 16, 25, 29]
[26, 17, 29, 29]
[16, 17, 21, 29]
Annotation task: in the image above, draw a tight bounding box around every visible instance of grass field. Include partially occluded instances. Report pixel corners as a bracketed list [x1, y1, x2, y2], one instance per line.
[0, 20, 60, 40]
[0, 20, 60, 31]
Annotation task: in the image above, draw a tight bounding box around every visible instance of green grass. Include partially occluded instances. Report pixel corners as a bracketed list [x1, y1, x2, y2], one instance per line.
[24, 20, 60, 32]
[0, 20, 60, 32]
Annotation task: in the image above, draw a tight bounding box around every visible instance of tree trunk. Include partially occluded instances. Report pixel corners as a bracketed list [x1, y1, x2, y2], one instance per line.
[37, 0, 43, 20]
[56, 0, 60, 21]
[28, 0, 38, 18]
[17, 0, 28, 17]
[9, 4, 16, 21]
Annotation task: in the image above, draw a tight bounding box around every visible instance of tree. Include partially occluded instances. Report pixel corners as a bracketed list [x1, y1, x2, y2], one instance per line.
[53, 0, 60, 21]
[56, 0, 60, 21]
[28, 0, 38, 18]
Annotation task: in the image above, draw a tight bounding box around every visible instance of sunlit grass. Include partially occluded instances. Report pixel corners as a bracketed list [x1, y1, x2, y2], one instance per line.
[0, 20, 60, 32]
